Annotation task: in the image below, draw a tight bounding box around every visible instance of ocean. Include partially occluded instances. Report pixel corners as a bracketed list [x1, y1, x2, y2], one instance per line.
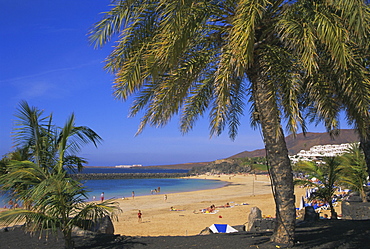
[0, 167, 226, 207]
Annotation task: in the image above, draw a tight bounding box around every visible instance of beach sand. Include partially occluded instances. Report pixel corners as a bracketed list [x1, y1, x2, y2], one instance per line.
[110, 174, 310, 236]
[2, 174, 357, 249]
[0, 174, 337, 237]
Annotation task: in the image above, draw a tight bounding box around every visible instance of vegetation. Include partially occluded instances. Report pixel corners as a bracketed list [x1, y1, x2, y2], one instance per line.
[294, 157, 342, 219]
[293, 143, 369, 218]
[0, 102, 121, 249]
[189, 157, 267, 175]
[90, 1, 370, 245]
[339, 143, 369, 202]
[189, 159, 244, 175]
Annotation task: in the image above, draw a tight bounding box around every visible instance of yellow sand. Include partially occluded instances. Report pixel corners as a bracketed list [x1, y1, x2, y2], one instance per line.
[110, 174, 307, 236]
[2, 174, 334, 236]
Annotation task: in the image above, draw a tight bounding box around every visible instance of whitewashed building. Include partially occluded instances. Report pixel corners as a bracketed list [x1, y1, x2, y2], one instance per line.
[289, 142, 359, 163]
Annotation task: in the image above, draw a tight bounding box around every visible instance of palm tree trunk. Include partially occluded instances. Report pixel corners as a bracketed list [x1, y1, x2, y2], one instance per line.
[328, 201, 337, 219]
[359, 132, 370, 178]
[64, 228, 74, 249]
[249, 64, 295, 245]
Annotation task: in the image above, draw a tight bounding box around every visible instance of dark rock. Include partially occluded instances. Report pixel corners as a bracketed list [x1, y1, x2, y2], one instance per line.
[248, 218, 275, 232]
[304, 206, 319, 222]
[90, 215, 115, 234]
[341, 201, 370, 220]
[198, 227, 212, 235]
[72, 226, 96, 238]
[232, 225, 245, 232]
[346, 194, 363, 202]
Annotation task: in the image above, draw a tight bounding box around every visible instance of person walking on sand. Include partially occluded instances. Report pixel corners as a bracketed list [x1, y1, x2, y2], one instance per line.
[137, 210, 142, 222]
[164, 194, 167, 202]
[100, 192, 104, 202]
[132, 191, 135, 199]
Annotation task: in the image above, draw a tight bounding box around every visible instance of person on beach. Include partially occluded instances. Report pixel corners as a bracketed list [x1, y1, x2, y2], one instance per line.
[164, 194, 167, 202]
[132, 191, 135, 199]
[100, 192, 104, 202]
[157, 186, 160, 193]
[137, 210, 142, 222]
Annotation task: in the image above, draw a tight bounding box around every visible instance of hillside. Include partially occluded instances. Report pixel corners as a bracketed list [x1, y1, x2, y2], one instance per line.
[229, 129, 359, 159]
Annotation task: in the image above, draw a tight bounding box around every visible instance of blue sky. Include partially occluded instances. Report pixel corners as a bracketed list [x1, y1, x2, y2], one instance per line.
[0, 1, 351, 167]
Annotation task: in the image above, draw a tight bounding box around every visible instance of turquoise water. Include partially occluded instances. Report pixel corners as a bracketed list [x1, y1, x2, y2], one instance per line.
[82, 177, 226, 201]
[0, 168, 226, 207]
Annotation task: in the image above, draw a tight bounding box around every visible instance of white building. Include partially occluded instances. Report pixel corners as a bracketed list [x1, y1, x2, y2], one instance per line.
[289, 142, 359, 163]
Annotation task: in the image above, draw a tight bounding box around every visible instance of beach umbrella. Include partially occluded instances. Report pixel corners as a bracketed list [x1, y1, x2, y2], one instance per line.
[209, 224, 238, 233]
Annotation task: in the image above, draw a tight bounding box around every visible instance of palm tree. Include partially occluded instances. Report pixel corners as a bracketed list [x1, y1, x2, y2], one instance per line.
[89, 0, 370, 244]
[12, 100, 102, 174]
[0, 165, 120, 249]
[294, 157, 342, 219]
[360, 133, 370, 177]
[0, 102, 121, 249]
[339, 143, 368, 202]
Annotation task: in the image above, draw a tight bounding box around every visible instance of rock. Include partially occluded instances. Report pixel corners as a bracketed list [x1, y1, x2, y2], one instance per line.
[248, 218, 275, 232]
[232, 225, 245, 232]
[304, 206, 319, 222]
[199, 227, 212, 235]
[91, 215, 115, 234]
[346, 194, 363, 202]
[247, 206, 262, 231]
[341, 201, 370, 220]
[72, 226, 96, 238]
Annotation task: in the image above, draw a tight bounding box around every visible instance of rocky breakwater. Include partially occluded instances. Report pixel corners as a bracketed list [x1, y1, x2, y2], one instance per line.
[71, 172, 189, 180]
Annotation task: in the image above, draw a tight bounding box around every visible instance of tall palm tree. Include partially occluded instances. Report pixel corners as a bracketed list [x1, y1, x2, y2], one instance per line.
[339, 143, 368, 202]
[294, 157, 342, 219]
[0, 102, 120, 249]
[89, 0, 370, 244]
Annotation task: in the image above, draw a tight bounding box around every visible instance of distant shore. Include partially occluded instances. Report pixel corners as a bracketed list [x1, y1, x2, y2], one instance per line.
[71, 172, 189, 180]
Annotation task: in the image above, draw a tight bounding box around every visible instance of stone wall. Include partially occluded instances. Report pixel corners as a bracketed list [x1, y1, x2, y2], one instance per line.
[341, 201, 370, 220]
[248, 218, 275, 232]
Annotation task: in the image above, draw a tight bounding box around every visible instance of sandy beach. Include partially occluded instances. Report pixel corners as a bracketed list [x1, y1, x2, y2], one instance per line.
[110, 174, 309, 236]
[1, 174, 334, 237]
[2, 174, 360, 249]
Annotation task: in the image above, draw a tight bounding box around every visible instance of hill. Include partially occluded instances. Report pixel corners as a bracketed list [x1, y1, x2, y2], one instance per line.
[229, 129, 359, 159]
